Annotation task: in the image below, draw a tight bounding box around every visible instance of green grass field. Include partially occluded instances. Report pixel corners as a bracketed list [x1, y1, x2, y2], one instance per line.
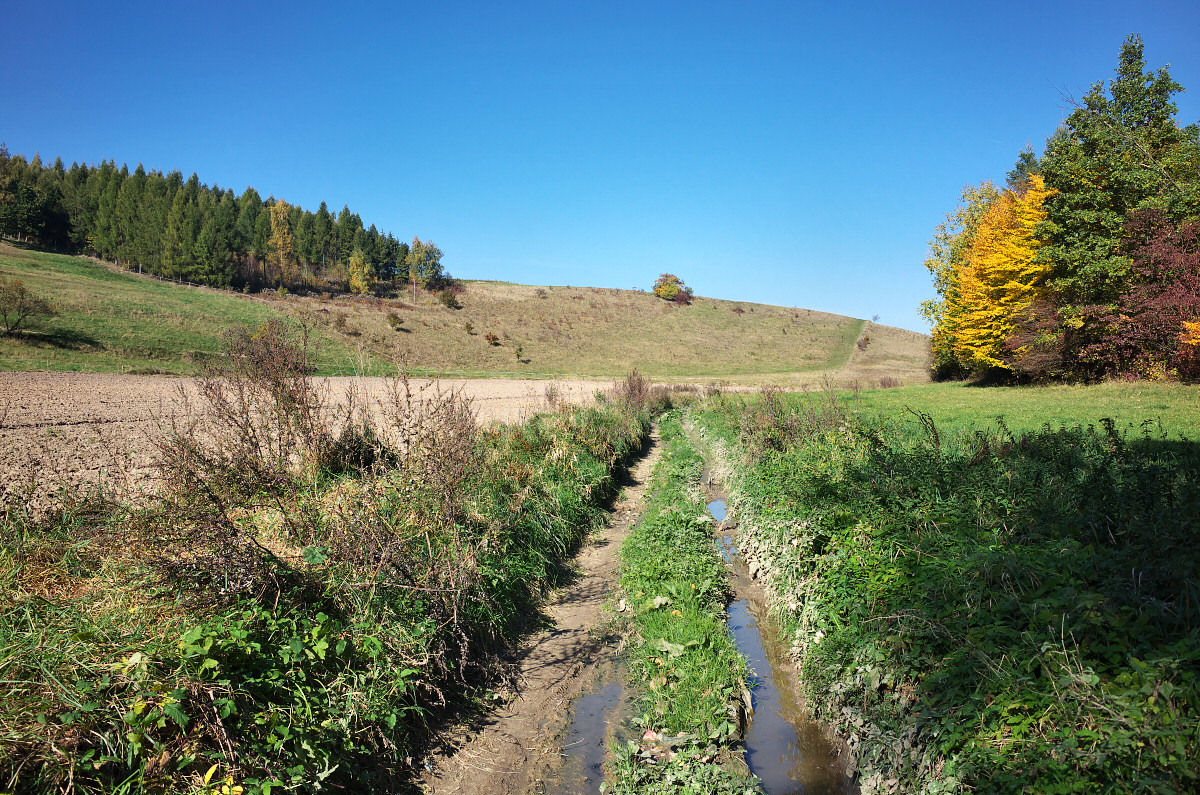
[0, 244, 374, 375]
[692, 382, 1200, 792]
[849, 380, 1200, 439]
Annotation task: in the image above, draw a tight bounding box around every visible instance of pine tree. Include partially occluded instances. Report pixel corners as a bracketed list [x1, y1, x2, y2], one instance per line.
[160, 188, 190, 280]
[1038, 34, 1200, 306]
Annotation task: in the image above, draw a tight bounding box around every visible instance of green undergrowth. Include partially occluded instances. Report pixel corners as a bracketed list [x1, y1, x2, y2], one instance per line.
[693, 389, 1200, 794]
[1, 371, 654, 792]
[612, 413, 762, 795]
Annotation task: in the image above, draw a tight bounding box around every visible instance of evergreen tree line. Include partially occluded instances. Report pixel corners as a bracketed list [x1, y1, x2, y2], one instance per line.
[923, 34, 1200, 382]
[0, 147, 444, 293]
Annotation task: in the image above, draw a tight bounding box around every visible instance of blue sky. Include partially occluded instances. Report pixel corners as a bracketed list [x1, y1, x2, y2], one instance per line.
[4, 1, 1199, 332]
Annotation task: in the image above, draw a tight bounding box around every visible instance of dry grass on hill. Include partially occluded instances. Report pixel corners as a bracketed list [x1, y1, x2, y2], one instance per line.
[283, 281, 930, 381]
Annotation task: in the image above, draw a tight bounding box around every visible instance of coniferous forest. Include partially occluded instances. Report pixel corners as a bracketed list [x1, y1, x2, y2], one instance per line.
[0, 148, 443, 294]
[924, 35, 1200, 382]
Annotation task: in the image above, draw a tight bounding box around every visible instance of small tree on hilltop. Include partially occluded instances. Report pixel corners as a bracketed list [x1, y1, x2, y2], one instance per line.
[0, 277, 55, 335]
[653, 273, 693, 303]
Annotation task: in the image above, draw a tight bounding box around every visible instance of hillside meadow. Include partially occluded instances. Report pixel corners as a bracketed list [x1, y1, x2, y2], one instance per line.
[0, 244, 931, 382]
[0, 244, 366, 375]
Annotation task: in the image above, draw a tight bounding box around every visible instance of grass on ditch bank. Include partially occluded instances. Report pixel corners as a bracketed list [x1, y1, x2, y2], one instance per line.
[0, 327, 656, 794]
[612, 412, 762, 795]
[694, 387, 1200, 794]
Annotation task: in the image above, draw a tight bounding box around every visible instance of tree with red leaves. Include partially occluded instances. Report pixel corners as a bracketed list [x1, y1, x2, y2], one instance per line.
[1076, 210, 1200, 378]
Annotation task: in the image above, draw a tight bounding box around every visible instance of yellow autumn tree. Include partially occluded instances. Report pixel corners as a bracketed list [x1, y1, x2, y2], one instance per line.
[267, 199, 296, 286]
[923, 181, 1001, 377]
[347, 248, 374, 295]
[951, 175, 1056, 372]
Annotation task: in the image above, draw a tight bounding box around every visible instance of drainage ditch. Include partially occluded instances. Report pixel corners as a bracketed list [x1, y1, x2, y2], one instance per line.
[707, 493, 856, 795]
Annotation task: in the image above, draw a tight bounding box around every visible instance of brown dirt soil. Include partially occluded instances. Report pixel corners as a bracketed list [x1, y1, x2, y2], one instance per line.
[0, 372, 601, 518]
[420, 430, 661, 795]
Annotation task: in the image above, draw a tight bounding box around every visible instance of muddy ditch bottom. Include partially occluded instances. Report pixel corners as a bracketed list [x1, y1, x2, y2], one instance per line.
[707, 495, 856, 795]
[540, 660, 632, 795]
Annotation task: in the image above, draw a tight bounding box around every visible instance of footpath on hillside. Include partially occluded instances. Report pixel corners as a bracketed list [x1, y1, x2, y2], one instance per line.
[421, 429, 661, 795]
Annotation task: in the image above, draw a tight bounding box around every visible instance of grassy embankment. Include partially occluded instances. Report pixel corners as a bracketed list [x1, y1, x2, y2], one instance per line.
[1, 243, 930, 381]
[691, 383, 1200, 793]
[613, 412, 762, 794]
[0, 244, 366, 375]
[0, 325, 659, 794]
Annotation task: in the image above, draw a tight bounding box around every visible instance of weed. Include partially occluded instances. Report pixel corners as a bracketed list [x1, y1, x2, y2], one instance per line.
[1, 357, 659, 793]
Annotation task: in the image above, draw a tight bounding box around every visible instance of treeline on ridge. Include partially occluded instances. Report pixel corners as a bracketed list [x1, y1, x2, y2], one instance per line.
[924, 34, 1200, 382]
[0, 146, 444, 295]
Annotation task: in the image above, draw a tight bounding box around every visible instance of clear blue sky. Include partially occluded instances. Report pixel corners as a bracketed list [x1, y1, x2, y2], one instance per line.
[4, 1, 1199, 332]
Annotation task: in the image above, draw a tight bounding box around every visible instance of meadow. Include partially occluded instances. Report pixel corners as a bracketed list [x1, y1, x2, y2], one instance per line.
[0, 244, 365, 375]
[0, 244, 931, 381]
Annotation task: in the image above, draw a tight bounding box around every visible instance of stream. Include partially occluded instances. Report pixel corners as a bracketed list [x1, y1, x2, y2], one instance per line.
[708, 495, 856, 795]
[545, 489, 854, 794]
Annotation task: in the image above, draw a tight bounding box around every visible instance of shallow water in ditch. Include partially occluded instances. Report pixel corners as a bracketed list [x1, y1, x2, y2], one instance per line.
[544, 665, 631, 794]
[708, 497, 855, 795]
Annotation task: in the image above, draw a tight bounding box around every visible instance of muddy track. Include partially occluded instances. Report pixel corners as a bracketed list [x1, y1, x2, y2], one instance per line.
[421, 428, 660, 795]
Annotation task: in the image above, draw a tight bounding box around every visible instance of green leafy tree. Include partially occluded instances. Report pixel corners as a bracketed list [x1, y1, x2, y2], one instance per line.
[0, 277, 55, 335]
[1038, 34, 1200, 306]
[405, 237, 444, 298]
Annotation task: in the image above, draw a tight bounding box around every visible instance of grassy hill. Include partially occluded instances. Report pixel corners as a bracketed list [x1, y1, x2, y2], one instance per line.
[0, 243, 931, 380]
[0, 244, 365, 375]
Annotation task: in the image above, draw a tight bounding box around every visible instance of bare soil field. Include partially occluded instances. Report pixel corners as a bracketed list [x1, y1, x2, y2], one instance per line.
[0, 372, 603, 518]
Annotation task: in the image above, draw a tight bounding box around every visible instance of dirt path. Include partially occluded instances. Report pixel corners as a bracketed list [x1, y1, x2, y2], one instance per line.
[421, 429, 660, 795]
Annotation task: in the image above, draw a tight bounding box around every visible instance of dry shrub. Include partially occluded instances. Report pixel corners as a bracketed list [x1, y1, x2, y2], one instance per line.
[879, 376, 902, 388]
[608, 371, 699, 415]
[157, 319, 331, 502]
[150, 321, 478, 604]
[739, 379, 849, 455]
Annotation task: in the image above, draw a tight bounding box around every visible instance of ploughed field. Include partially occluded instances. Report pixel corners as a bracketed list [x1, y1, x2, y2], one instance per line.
[0, 371, 600, 517]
